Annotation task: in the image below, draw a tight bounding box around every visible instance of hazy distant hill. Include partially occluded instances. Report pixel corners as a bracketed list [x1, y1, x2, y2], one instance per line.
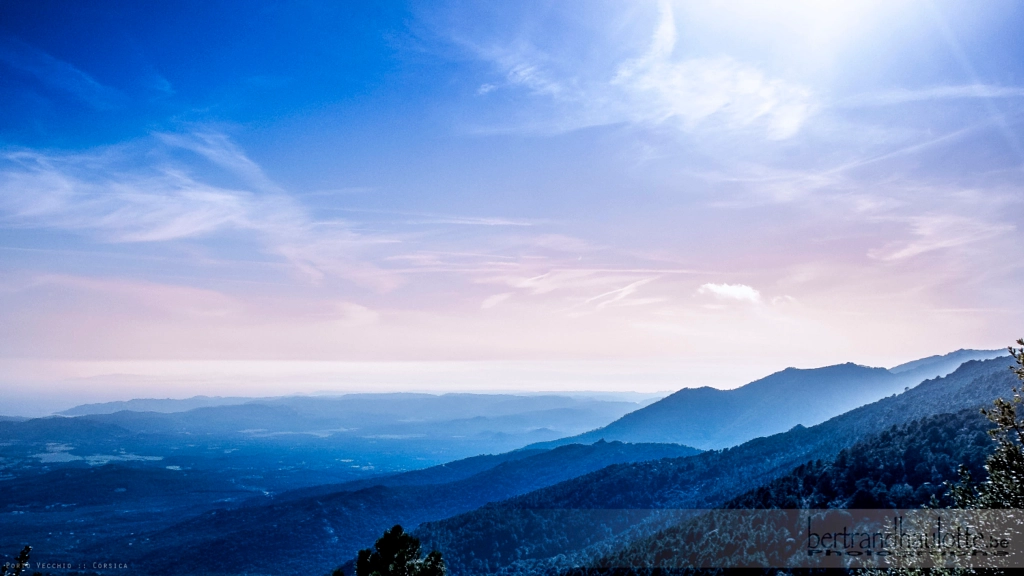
[7, 393, 649, 469]
[415, 356, 1017, 576]
[888, 348, 1005, 376]
[532, 349, 1006, 450]
[0, 416, 132, 444]
[76, 393, 643, 447]
[59, 395, 253, 416]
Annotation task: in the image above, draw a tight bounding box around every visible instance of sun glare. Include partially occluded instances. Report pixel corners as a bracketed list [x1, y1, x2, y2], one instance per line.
[680, 0, 917, 62]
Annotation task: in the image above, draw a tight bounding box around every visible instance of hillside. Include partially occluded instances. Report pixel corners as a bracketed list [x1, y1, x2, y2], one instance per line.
[533, 349, 1006, 450]
[415, 356, 1017, 576]
[599, 408, 995, 572]
[107, 441, 700, 575]
[268, 448, 550, 503]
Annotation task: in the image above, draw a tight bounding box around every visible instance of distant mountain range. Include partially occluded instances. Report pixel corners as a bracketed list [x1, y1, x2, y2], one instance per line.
[6, 393, 652, 468]
[57, 391, 668, 418]
[530, 348, 1005, 450]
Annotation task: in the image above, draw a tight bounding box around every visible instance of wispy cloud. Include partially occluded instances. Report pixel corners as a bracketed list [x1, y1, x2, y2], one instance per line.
[154, 132, 283, 193]
[468, 1, 813, 139]
[498, 47, 569, 99]
[0, 149, 270, 242]
[475, 267, 691, 315]
[401, 215, 534, 226]
[614, 55, 813, 139]
[582, 277, 660, 310]
[480, 292, 513, 309]
[0, 135, 400, 288]
[0, 37, 124, 110]
[0, 144, 299, 242]
[0, 134, 632, 293]
[492, 269, 608, 295]
[610, 2, 813, 140]
[838, 85, 1024, 108]
[868, 214, 1015, 262]
[314, 207, 540, 227]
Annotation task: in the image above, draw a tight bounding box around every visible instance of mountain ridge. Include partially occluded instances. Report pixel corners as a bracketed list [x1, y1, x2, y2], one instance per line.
[530, 349, 1008, 450]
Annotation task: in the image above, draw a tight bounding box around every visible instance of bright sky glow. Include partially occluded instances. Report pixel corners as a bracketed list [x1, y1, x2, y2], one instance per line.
[1, 0, 1021, 413]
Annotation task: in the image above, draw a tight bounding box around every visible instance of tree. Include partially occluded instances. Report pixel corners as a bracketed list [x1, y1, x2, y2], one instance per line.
[0, 546, 31, 576]
[354, 525, 445, 576]
[853, 342, 1024, 576]
[950, 338, 1024, 508]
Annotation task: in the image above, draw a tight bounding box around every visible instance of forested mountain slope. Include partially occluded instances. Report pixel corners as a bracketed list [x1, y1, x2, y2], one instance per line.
[121, 441, 699, 575]
[416, 357, 1016, 576]
[599, 408, 994, 572]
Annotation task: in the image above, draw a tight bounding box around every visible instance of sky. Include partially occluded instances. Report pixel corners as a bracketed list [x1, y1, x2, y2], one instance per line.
[1, 0, 1022, 414]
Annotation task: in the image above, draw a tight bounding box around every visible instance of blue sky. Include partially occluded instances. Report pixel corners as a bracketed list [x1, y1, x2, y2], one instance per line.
[1, 0, 1022, 410]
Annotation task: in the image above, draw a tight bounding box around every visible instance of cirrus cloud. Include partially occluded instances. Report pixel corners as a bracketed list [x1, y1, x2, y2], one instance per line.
[466, 0, 814, 139]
